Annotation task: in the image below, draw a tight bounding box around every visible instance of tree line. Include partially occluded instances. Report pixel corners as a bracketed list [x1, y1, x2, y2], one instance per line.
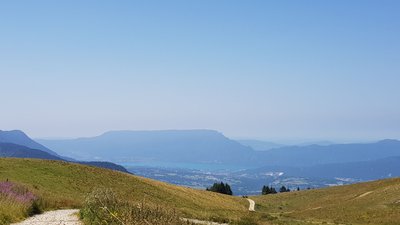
[262, 185, 306, 195]
[207, 182, 307, 196]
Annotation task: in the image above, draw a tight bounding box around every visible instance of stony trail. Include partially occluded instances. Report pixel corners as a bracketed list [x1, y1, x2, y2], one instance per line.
[11, 209, 82, 225]
[247, 198, 255, 211]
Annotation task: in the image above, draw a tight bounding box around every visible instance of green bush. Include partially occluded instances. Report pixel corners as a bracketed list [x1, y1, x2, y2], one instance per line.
[27, 199, 42, 216]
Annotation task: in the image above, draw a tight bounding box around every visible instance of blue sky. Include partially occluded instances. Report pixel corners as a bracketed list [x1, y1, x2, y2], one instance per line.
[0, 1, 399, 141]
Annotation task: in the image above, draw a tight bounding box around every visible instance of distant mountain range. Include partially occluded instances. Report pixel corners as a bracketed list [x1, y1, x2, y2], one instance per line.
[237, 139, 336, 151]
[0, 142, 63, 160]
[242, 156, 400, 181]
[3, 129, 400, 191]
[257, 139, 400, 167]
[0, 130, 129, 173]
[298, 156, 400, 180]
[37, 130, 400, 168]
[0, 130, 60, 156]
[37, 130, 256, 164]
[237, 140, 285, 151]
[78, 161, 130, 173]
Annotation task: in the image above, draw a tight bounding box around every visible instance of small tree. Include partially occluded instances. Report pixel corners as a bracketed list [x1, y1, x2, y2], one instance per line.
[262, 185, 270, 195]
[262, 185, 278, 195]
[207, 182, 233, 195]
[280, 186, 289, 193]
[225, 183, 233, 195]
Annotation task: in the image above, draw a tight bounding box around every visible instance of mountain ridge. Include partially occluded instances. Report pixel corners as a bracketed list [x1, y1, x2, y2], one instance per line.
[37, 129, 256, 164]
[0, 130, 130, 173]
[256, 139, 400, 166]
[243, 155, 400, 181]
[0, 130, 60, 156]
[37, 130, 400, 167]
[0, 142, 63, 160]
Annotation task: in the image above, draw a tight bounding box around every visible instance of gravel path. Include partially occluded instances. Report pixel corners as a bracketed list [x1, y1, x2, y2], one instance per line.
[247, 198, 255, 211]
[182, 218, 229, 225]
[357, 191, 374, 199]
[12, 209, 82, 225]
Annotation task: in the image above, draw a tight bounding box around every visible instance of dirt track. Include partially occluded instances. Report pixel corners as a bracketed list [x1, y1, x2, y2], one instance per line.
[247, 198, 255, 211]
[12, 209, 82, 225]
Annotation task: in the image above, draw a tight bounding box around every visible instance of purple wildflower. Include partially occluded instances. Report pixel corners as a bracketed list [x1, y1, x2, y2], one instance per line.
[0, 181, 37, 203]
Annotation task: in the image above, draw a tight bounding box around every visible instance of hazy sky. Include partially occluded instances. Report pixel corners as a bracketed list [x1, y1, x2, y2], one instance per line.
[1, 1, 399, 141]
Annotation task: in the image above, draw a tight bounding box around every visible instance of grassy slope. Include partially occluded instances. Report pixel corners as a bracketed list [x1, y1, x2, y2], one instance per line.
[3, 158, 399, 225]
[252, 178, 400, 225]
[0, 158, 249, 223]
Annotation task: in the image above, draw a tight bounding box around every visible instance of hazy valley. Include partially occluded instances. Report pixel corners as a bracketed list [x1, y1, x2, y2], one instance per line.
[34, 130, 400, 196]
[1, 128, 400, 225]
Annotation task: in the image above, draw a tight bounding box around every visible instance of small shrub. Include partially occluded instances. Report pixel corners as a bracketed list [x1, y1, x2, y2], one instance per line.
[234, 216, 259, 225]
[260, 213, 278, 221]
[80, 188, 120, 224]
[27, 199, 42, 216]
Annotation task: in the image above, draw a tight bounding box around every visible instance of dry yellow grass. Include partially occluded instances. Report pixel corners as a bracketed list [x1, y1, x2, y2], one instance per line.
[253, 178, 400, 225]
[3, 158, 399, 225]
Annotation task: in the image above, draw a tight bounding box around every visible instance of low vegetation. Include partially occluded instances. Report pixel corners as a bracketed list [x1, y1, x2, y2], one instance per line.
[80, 188, 193, 225]
[0, 181, 41, 225]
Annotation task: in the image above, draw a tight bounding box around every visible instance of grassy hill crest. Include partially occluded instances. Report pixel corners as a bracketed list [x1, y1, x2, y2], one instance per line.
[0, 158, 248, 224]
[1, 158, 400, 225]
[253, 177, 400, 225]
